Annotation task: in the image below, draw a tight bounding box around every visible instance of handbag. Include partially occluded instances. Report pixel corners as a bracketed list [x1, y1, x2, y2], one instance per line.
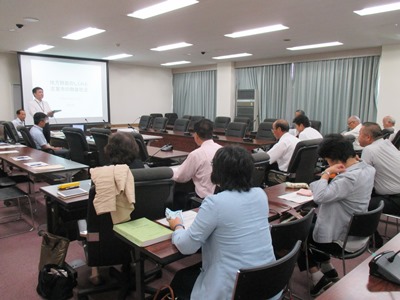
[38, 230, 70, 271]
[153, 285, 175, 300]
[36, 263, 77, 300]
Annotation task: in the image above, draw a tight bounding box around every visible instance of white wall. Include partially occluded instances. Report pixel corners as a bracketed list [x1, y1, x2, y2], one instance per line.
[0, 53, 20, 121]
[216, 62, 235, 118]
[377, 44, 400, 130]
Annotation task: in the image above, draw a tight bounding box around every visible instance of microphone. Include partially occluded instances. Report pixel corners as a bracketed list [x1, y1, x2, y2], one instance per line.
[144, 146, 166, 164]
[103, 119, 111, 129]
[387, 250, 400, 263]
[85, 118, 89, 124]
[128, 123, 133, 129]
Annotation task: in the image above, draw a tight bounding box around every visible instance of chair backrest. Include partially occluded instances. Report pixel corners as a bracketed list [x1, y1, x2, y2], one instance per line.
[182, 115, 191, 120]
[310, 120, 322, 132]
[232, 241, 301, 300]
[188, 116, 204, 131]
[18, 126, 36, 148]
[90, 128, 111, 166]
[381, 128, 394, 139]
[139, 115, 152, 130]
[165, 113, 178, 126]
[131, 132, 149, 162]
[130, 167, 175, 220]
[255, 122, 275, 140]
[226, 122, 247, 138]
[214, 116, 231, 131]
[343, 134, 355, 143]
[287, 138, 322, 183]
[152, 117, 168, 131]
[173, 118, 190, 132]
[251, 151, 270, 187]
[62, 127, 91, 164]
[263, 118, 277, 123]
[3, 121, 22, 144]
[271, 208, 315, 258]
[392, 130, 400, 149]
[150, 113, 163, 118]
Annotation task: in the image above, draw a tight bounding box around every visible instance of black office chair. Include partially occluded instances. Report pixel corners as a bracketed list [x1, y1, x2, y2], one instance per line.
[234, 117, 251, 131]
[164, 113, 178, 128]
[310, 120, 322, 132]
[309, 201, 384, 275]
[173, 118, 190, 132]
[213, 116, 231, 132]
[381, 128, 394, 139]
[90, 128, 111, 166]
[131, 132, 150, 163]
[225, 122, 247, 138]
[251, 151, 270, 188]
[392, 130, 400, 149]
[232, 241, 301, 300]
[150, 113, 163, 118]
[182, 115, 191, 120]
[255, 122, 275, 140]
[188, 116, 204, 131]
[263, 118, 277, 123]
[268, 138, 322, 185]
[62, 127, 98, 167]
[2, 121, 24, 144]
[152, 117, 168, 131]
[138, 115, 153, 130]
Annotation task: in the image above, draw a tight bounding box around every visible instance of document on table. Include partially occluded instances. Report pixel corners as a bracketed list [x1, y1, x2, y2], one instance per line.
[0, 150, 19, 154]
[157, 210, 198, 229]
[24, 161, 49, 167]
[11, 156, 32, 161]
[278, 191, 313, 204]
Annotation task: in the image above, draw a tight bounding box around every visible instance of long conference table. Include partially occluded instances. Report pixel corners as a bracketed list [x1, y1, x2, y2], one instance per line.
[139, 128, 275, 152]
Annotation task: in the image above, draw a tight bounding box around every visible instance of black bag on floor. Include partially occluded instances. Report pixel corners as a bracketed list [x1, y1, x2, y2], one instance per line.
[36, 263, 77, 300]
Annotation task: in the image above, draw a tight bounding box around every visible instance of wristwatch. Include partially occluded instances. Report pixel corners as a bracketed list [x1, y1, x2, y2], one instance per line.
[321, 170, 331, 176]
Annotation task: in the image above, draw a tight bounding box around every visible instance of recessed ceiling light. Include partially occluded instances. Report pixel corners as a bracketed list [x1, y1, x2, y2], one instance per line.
[63, 27, 105, 40]
[25, 44, 54, 53]
[23, 17, 39, 22]
[151, 42, 193, 51]
[161, 61, 191, 66]
[287, 41, 343, 51]
[225, 24, 289, 38]
[212, 53, 252, 60]
[128, 0, 199, 19]
[354, 2, 400, 16]
[103, 53, 133, 60]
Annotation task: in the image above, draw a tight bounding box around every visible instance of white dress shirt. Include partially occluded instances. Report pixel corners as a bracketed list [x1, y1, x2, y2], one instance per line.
[298, 127, 322, 141]
[267, 132, 299, 172]
[343, 123, 363, 150]
[11, 118, 24, 137]
[28, 98, 52, 117]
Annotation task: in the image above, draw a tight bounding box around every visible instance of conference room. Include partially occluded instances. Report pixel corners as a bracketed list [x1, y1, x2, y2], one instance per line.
[1, 1, 400, 299]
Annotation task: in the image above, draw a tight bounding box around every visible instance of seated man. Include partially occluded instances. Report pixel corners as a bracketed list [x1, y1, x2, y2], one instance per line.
[266, 119, 299, 177]
[30, 112, 69, 158]
[173, 119, 222, 210]
[293, 115, 322, 141]
[342, 115, 363, 151]
[359, 122, 400, 216]
[12, 109, 26, 138]
[382, 115, 397, 142]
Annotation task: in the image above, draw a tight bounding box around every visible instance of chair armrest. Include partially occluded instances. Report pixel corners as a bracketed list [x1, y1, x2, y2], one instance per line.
[190, 195, 203, 209]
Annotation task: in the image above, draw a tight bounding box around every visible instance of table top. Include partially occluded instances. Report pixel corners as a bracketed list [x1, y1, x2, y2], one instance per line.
[317, 233, 400, 300]
[40, 179, 92, 207]
[0, 145, 88, 176]
[147, 146, 189, 159]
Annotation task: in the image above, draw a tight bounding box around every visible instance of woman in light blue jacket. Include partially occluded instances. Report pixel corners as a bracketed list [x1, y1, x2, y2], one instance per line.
[168, 145, 279, 300]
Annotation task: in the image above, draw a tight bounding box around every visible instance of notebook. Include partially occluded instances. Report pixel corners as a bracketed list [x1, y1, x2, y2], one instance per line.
[57, 188, 88, 199]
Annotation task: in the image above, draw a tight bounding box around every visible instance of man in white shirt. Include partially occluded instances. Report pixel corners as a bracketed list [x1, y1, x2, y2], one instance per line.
[342, 115, 363, 151]
[11, 109, 26, 138]
[173, 119, 222, 209]
[267, 119, 299, 172]
[28, 87, 54, 143]
[293, 115, 322, 141]
[382, 115, 397, 142]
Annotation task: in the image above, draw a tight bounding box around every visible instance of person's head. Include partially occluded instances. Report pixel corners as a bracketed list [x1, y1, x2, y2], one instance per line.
[292, 115, 311, 133]
[359, 122, 383, 147]
[104, 132, 140, 166]
[32, 87, 44, 101]
[318, 134, 356, 166]
[33, 112, 47, 127]
[272, 119, 289, 139]
[211, 145, 253, 192]
[16, 109, 26, 121]
[347, 115, 360, 130]
[193, 118, 213, 145]
[295, 109, 305, 118]
[382, 116, 395, 129]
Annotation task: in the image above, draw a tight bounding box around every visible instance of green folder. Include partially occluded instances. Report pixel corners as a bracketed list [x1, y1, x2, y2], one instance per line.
[113, 217, 173, 247]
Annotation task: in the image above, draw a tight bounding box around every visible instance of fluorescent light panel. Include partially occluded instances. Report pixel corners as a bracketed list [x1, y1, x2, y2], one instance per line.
[287, 41, 343, 51]
[25, 44, 54, 53]
[354, 2, 400, 16]
[63, 27, 105, 40]
[103, 53, 132, 60]
[225, 24, 289, 38]
[161, 61, 191, 66]
[151, 42, 192, 51]
[212, 53, 252, 60]
[128, 0, 198, 19]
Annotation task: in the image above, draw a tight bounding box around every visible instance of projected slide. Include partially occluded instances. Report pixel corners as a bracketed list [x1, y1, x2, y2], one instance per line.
[19, 53, 109, 125]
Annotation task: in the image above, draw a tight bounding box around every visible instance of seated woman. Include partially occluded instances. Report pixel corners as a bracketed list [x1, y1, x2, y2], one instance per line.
[301, 134, 375, 297]
[104, 131, 144, 169]
[167, 145, 279, 300]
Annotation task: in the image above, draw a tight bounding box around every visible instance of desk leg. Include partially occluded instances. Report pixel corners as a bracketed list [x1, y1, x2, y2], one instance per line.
[134, 247, 145, 300]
